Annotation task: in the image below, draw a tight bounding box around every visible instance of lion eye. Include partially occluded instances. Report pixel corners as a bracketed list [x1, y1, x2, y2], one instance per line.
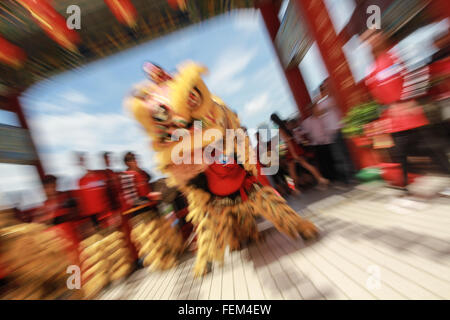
[152, 104, 170, 123]
[187, 87, 202, 109]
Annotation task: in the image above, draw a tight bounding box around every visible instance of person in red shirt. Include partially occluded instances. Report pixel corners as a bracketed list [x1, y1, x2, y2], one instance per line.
[255, 131, 291, 197]
[24, 175, 81, 265]
[123, 151, 152, 199]
[102, 151, 122, 211]
[76, 152, 110, 227]
[362, 29, 450, 187]
[271, 113, 329, 193]
[33, 175, 78, 225]
[254, 131, 276, 188]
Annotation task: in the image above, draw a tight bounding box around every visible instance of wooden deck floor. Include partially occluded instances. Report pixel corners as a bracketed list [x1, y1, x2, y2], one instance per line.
[100, 182, 450, 300]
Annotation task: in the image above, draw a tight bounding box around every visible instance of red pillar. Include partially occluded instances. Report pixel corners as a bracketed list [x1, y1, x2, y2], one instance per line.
[9, 95, 46, 182]
[258, 0, 311, 117]
[295, 0, 366, 114]
[294, 0, 379, 169]
[428, 0, 450, 21]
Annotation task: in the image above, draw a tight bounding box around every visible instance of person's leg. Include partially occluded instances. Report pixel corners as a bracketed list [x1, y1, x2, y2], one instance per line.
[296, 156, 329, 185]
[314, 145, 328, 179]
[333, 131, 355, 183]
[417, 126, 450, 174]
[323, 144, 337, 180]
[344, 134, 357, 174]
[90, 214, 100, 228]
[267, 174, 285, 196]
[315, 145, 334, 180]
[279, 167, 290, 184]
[287, 161, 302, 193]
[429, 147, 450, 174]
[401, 144, 409, 188]
[330, 140, 345, 182]
[391, 131, 409, 187]
[276, 161, 291, 195]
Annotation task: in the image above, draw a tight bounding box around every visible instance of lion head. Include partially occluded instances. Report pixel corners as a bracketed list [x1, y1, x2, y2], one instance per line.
[125, 61, 240, 178]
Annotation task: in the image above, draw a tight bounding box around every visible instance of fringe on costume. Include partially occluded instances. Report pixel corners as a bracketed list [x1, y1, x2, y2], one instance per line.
[184, 184, 318, 277]
[130, 214, 184, 271]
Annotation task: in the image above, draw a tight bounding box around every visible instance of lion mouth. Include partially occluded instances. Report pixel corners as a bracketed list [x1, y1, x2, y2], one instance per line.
[156, 119, 195, 145]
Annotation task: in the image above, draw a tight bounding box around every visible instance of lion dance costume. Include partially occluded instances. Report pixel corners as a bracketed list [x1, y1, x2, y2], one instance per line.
[124, 62, 318, 277]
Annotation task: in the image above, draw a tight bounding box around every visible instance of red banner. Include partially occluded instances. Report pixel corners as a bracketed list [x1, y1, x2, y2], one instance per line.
[104, 0, 138, 28]
[15, 0, 80, 51]
[0, 36, 26, 68]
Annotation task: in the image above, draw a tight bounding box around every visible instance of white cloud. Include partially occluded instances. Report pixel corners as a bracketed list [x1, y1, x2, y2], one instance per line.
[250, 59, 284, 88]
[0, 164, 45, 208]
[206, 46, 257, 95]
[232, 10, 261, 33]
[60, 90, 91, 105]
[243, 93, 270, 117]
[246, 60, 298, 116]
[29, 112, 140, 151]
[220, 78, 246, 95]
[24, 110, 159, 190]
[0, 164, 42, 192]
[29, 101, 67, 114]
[21, 90, 92, 115]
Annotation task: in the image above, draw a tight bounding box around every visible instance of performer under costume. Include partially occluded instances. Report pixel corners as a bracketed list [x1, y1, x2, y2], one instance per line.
[124, 61, 318, 276]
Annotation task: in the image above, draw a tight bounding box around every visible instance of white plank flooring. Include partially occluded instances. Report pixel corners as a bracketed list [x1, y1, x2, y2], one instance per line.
[100, 183, 450, 300]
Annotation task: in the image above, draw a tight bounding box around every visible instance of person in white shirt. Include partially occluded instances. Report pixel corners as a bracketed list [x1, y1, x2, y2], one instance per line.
[300, 102, 337, 181]
[315, 79, 355, 184]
